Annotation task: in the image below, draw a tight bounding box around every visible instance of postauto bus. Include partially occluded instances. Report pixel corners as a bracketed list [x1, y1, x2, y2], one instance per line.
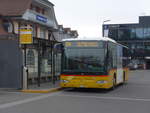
[60, 37, 130, 89]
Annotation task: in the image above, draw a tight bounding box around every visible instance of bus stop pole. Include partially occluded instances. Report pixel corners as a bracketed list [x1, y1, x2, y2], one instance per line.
[22, 45, 28, 90]
[51, 42, 55, 85]
[53, 50, 55, 84]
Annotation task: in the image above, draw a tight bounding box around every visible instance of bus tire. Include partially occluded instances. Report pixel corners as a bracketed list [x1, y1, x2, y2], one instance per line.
[123, 71, 126, 84]
[112, 73, 116, 89]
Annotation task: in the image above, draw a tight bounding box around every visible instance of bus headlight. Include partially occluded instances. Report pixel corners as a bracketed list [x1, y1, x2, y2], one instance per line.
[96, 80, 107, 84]
[61, 80, 69, 83]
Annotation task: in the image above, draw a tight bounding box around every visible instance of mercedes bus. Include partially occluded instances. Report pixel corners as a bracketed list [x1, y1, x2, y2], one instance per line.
[60, 37, 130, 89]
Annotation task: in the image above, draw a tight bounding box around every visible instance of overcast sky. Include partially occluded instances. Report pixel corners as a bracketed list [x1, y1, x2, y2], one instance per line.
[49, 0, 150, 37]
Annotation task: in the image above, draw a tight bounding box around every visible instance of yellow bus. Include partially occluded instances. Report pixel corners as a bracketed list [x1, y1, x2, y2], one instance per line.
[60, 37, 130, 89]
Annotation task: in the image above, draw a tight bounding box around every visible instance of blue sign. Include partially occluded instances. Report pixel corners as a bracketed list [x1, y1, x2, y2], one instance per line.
[36, 15, 47, 23]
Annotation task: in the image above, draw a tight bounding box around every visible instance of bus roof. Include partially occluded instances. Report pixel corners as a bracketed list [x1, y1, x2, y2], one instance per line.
[62, 37, 117, 43]
[62, 37, 128, 49]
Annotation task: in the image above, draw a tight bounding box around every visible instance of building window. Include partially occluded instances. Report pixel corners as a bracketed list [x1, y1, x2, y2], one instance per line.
[144, 28, 150, 39]
[40, 27, 46, 39]
[47, 53, 52, 65]
[2, 20, 13, 33]
[118, 28, 131, 40]
[42, 9, 45, 15]
[131, 28, 136, 39]
[30, 4, 36, 11]
[136, 28, 143, 39]
[36, 7, 41, 13]
[32, 25, 37, 37]
[27, 49, 35, 66]
[131, 44, 136, 49]
[30, 4, 33, 10]
[136, 44, 143, 49]
[108, 28, 118, 40]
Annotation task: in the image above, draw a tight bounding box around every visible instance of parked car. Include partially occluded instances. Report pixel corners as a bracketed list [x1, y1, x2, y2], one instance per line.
[128, 63, 138, 70]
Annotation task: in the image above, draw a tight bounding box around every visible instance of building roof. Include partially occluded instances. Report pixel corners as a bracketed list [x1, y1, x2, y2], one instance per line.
[62, 37, 117, 43]
[64, 28, 71, 32]
[71, 30, 78, 35]
[0, 0, 55, 16]
[41, 0, 54, 6]
[58, 25, 63, 28]
[0, 0, 32, 16]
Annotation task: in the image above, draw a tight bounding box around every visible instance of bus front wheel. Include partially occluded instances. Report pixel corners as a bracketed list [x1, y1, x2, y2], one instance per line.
[123, 71, 126, 84]
[112, 74, 116, 89]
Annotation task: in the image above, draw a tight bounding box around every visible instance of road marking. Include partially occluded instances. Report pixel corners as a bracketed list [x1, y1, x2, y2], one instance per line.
[59, 94, 150, 102]
[0, 92, 60, 109]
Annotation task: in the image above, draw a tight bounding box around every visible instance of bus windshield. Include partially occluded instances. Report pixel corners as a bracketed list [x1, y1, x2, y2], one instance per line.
[62, 47, 106, 74]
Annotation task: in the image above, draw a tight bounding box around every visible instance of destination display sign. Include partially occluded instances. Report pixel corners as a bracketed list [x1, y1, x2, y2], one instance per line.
[65, 41, 104, 48]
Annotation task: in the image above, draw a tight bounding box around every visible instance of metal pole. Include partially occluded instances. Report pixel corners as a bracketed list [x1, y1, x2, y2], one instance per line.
[50, 42, 55, 85]
[37, 44, 41, 87]
[53, 48, 55, 84]
[52, 42, 55, 84]
[22, 45, 28, 89]
[24, 45, 27, 65]
[51, 43, 53, 82]
[24, 45, 29, 89]
[103, 20, 111, 37]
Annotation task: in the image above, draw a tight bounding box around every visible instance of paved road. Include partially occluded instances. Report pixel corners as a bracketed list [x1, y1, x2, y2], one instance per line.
[0, 70, 150, 113]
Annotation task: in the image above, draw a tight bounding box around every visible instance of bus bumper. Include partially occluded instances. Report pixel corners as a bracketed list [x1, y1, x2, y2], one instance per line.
[60, 77, 113, 89]
[61, 83, 112, 89]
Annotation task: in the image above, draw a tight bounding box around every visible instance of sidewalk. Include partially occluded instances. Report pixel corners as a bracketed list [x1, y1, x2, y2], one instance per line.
[22, 80, 62, 93]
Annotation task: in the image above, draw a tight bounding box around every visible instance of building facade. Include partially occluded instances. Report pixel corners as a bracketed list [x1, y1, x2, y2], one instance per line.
[0, 0, 78, 88]
[103, 16, 150, 69]
[0, 0, 59, 88]
[54, 25, 78, 42]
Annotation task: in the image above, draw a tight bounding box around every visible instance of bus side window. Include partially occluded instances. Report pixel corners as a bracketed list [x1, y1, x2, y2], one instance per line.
[107, 42, 114, 70]
[112, 44, 117, 69]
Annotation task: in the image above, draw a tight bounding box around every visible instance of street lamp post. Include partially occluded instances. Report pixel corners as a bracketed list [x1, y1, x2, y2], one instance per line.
[103, 20, 111, 25]
[102, 20, 111, 37]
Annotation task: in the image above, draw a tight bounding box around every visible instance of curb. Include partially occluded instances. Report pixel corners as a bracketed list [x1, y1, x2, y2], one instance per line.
[21, 87, 62, 93]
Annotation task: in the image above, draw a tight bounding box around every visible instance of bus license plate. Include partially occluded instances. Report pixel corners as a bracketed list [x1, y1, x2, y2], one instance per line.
[80, 85, 85, 88]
